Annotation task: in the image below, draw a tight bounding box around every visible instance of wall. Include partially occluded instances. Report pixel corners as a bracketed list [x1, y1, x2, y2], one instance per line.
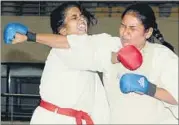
[1, 16, 178, 62]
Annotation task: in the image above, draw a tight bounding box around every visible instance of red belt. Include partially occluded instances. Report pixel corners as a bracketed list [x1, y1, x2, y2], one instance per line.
[40, 100, 94, 125]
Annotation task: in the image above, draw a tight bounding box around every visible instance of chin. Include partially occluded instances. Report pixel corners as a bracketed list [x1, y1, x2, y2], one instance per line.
[122, 42, 130, 47]
[78, 31, 87, 35]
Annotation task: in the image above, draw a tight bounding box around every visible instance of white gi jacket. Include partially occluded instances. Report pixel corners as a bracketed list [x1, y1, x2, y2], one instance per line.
[30, 33, 121, 124]
[64, 35, 178, 124]
[107, 42, 178, 124]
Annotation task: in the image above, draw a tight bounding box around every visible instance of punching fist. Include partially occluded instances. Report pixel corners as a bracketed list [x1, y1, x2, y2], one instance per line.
[4, 23, 28, 44]
[117, 45, 143, 70]
[120, 73, 157, 97]
[3, 22, 36, 44]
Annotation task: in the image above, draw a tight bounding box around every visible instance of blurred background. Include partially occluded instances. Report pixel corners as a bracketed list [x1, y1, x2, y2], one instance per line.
[1, 1, 178, 124]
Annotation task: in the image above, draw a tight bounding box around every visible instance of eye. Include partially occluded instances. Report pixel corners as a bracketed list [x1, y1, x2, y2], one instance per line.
[70, 14, 79, 20]
[131, 27, 136, 31]
[71, 16, 77, 20]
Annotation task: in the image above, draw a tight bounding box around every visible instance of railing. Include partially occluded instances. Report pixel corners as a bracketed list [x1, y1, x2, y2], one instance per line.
[1, 1, 179, 17]
[1, 62, 44, 121]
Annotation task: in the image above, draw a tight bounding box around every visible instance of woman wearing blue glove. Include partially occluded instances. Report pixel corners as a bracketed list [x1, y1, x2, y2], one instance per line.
[4, 2, 178, 124]
[110, 3, 178, 124]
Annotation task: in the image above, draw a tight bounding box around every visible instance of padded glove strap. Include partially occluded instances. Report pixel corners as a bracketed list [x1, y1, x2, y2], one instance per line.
[147, 82, 157, 97]
[26, 31, 36, 42]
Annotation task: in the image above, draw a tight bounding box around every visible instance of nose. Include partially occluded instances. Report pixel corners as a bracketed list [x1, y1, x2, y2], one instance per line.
[122, 27, 130, 37]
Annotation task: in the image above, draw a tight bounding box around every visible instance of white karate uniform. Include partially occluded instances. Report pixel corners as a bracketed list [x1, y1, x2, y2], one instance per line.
[64, 35, 178, 124]
[30, 33, 121, 124]
[106, 42, 178, 124]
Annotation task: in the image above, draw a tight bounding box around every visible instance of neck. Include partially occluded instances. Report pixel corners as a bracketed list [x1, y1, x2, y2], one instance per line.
[138, 42, 146, 50]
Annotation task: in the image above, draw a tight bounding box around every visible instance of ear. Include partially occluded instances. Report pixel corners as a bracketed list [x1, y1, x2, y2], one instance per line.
[145, 27, 153, 39]
[58, 27, 67, 35]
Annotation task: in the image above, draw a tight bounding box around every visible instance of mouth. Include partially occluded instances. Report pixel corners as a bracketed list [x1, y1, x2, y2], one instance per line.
[121, 38, 129, 42]
[77, 22, 87, 33]
[121, 38, 130, 46]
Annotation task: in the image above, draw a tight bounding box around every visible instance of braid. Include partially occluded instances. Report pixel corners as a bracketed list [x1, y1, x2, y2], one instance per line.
[153, 28, 165, 43]
[152, 23, 175, 52]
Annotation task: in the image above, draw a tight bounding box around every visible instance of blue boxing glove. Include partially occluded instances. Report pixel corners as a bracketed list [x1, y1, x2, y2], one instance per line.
[3, 22, 36, 44]
[120, 73, 157, 97]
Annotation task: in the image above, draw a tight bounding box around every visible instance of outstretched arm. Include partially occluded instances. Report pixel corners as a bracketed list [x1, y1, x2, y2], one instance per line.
[5, 23, 141, 72]
[3, 22, 69, 48]
[11, 32, 121, 72]
[13, 33, 142, 72]
[13, 33, 69, 48]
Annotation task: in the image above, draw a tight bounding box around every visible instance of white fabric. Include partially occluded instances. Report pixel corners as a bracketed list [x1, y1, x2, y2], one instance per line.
[104, 42, 178, 124]
[30, 74, 110, 124]
[30, 106, 79, 124]
[65, 38, 178, 124]
[66, 33, 121, 72]
[30, 33, 121, 124]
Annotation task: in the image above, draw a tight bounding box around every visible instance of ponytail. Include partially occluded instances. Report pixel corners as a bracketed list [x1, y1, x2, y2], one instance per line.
[152, 23, 175, 52]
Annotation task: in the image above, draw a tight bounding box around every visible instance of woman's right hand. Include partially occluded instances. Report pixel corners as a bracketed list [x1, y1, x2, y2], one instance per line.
[12, 33, 27, 44]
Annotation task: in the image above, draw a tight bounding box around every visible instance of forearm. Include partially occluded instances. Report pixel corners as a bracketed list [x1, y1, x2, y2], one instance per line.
[36, 34, 69, 48]
[15, 32, 70, 48]
[111, 52, 119, 63]
[154, 87, 178, 105]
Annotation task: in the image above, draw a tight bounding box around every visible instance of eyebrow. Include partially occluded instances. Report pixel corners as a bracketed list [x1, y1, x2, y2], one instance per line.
[71, 13, 82, 17]
[121, 22, 138, 28]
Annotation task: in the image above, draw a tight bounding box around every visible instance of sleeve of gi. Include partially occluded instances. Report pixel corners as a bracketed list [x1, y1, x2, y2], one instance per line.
[156, 46, 178, 119]
[158, 47, 178, 102]
[54, 33, 122, 72]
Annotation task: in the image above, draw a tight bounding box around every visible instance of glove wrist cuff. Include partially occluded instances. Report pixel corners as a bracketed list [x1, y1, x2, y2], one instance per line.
[147, 82, 157, 97]
[26, 31, 36, 42]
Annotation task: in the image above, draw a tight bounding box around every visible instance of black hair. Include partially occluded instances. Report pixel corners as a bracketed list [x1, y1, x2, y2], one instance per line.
[122, 3, 174, 52]
[50, 2, 97, 34]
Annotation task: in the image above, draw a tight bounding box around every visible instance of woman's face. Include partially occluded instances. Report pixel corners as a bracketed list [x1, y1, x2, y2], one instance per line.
[60, 7, 88, 35]
[119, 13, 149, 49]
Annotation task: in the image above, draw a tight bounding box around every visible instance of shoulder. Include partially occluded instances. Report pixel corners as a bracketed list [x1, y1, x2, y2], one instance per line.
[147, 42, 174, 54]
[91, 33, 111, 37]
[88, 33, 111, 40]
[90, 33, 120, 42]
[90, 33, 119, 39]
[153, 43, 176, 55]
[151, 43, 178, 61]
[67, 34, 88, 40]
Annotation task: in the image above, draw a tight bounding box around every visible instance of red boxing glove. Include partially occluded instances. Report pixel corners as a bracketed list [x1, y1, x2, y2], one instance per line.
[117, 45, 143, 70]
